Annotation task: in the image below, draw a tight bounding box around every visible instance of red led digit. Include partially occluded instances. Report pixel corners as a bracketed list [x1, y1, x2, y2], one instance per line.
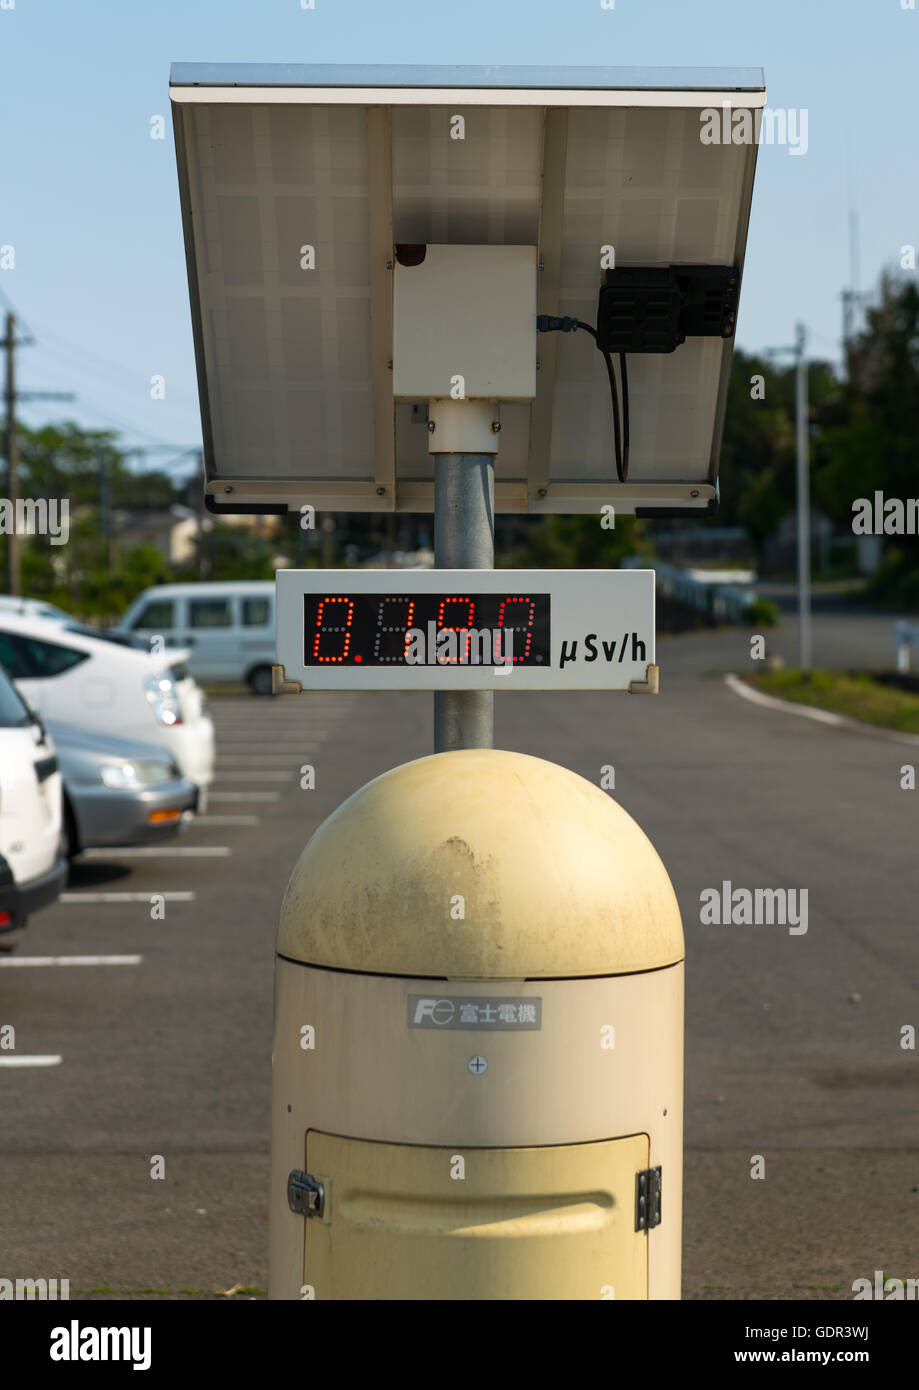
[497, 596, 535, 662]
[312, 596, 354, 663]
[436, 597, 475, 663]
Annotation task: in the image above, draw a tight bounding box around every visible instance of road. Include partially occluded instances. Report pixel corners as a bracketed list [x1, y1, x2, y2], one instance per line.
[1, 615, 917, 1299]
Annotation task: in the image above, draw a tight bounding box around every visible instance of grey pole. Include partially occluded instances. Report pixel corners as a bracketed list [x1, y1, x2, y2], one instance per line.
[433, 452, 495, 752]
[795, 323, 811, 672]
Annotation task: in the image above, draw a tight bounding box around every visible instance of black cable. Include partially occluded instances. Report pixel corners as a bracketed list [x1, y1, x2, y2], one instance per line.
[580, 322, 628, 482]
[537, 317, 629, 482]
[619, 352, 630, 481]
[600, 347, 624, 482]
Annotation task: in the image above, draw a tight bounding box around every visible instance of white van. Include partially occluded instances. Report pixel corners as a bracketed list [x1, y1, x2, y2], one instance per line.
[117, 582, 276, 694]
[0, 664, 67, 939]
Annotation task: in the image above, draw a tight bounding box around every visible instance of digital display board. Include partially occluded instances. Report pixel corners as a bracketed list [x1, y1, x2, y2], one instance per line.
[303, 592, 550, 668]
[276, 570, 656, 692]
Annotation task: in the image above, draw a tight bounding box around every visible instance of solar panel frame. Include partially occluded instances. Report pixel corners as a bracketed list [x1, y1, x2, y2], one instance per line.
[170, 64, 765, 515]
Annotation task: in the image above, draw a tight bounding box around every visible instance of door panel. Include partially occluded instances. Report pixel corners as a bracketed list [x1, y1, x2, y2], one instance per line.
[304, 1130, 648, 1300]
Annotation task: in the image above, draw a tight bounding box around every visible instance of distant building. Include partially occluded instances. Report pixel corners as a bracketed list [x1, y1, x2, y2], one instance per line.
[114, 506, 200, 566]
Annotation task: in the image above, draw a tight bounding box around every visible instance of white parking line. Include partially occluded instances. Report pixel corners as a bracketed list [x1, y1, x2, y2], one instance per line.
[210, 791, 280, 802]
[213, 772, 291, 781]
[0, 956, 142, 967]
[80, 847, 230, 859]
[195, 815, 260, 826]
[216, 742, 327, 751]
[59, 892, 196, 903]
[0, 1055, 63, 1067]
[214, 722, 339, 729]
[218, 756, 311, 766]
[211, 717, 336, 728]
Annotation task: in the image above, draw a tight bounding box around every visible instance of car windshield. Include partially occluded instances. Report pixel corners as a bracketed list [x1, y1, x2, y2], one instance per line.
[0, 665, 34, 729]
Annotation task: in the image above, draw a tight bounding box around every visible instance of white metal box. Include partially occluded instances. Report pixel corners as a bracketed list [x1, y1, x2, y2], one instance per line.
[393, 244, 538, 402]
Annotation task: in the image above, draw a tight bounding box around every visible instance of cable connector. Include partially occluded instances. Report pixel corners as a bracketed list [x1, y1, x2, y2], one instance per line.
[536, 314, 580, 333]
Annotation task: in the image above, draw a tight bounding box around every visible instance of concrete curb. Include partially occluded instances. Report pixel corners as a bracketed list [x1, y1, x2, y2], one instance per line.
[723, 673, 919, 749]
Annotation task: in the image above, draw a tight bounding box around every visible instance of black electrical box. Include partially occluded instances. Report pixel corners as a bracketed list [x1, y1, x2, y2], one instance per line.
[596, 268, 684, 353]
[597, 265, 740, 353]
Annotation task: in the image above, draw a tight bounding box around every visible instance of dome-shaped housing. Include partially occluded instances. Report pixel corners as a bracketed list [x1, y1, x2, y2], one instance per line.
[278, 749, 683, 979]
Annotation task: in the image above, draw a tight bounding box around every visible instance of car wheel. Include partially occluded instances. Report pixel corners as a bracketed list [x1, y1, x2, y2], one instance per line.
[248, 665, 274, 696]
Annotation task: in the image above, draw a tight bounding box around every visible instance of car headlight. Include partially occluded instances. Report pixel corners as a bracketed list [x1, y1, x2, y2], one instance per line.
[100, 760, 175, 790]
[142, 673, 184, 727]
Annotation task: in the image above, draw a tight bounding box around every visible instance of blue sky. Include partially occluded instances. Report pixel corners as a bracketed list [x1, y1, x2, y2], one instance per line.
[1, 0, 917, 478]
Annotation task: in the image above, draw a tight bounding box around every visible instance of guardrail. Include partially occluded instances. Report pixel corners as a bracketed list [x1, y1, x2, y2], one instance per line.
[622, 558, 756, 624]
[894, 620, 919, 673]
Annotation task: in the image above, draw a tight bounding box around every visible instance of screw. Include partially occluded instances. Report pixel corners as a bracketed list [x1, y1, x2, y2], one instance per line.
[537, 487, 548, 498]
[428, 421, 436, 433]
[385, 259, 393, 270]
[468, 1055, 487, 1075]
[690, 490, 700, 498]
[375, 486, 386, 496]
[224, 486, 233, 494]
[491, 421, 501, 434]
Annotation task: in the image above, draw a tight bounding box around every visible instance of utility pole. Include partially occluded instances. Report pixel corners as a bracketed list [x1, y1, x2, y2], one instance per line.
[841, 207, 863, 381]
[766, 328, 813, 673]
[795, 322, 811, 673]
[2, 306, 74, 595]
[4, 312, 19, 595]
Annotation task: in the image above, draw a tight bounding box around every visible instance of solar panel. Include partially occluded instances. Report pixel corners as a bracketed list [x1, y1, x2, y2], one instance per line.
[170, 64, 764, 515]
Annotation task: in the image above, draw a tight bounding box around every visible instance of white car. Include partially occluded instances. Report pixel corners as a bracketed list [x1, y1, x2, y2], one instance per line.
[0, 594, 73, 623]
[0, 613, 215, 800]
[0, 665, 67, 939]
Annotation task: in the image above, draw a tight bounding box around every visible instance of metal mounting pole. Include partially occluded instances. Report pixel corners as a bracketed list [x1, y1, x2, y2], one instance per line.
[433, 451, 495, 752]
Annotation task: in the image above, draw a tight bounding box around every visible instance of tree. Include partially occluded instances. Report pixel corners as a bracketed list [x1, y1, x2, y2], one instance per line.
[813, 273, 919, 601]
[501, 512, 646, 570]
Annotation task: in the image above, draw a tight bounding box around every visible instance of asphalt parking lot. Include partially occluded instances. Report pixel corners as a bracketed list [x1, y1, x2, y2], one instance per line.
[0, 692, 367, 1297]
[1, 663, 917, 1299]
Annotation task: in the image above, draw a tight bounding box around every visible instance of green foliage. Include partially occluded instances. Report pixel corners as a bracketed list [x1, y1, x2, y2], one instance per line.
[864, 545, 919, 607]
[500, 513, 647, 569]
[718, 273, 919, 597]
[814, 278, 919, 520]
[179, 525, 278, 582]
[719, 348, 841, 556]
[751, 668, 919, 734]
[745, 597, 780, 627]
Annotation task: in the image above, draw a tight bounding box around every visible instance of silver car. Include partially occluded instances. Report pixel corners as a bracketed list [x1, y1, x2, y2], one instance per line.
[48, 722, 198, 858]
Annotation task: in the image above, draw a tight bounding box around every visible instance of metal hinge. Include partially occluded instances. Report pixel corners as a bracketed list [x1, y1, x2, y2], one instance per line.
[288, 1170, 325, 1218]
[635, 1166, 662, 1231]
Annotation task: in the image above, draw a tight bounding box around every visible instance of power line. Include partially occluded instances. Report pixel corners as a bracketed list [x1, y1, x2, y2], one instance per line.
[28, 322, 202, 414]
